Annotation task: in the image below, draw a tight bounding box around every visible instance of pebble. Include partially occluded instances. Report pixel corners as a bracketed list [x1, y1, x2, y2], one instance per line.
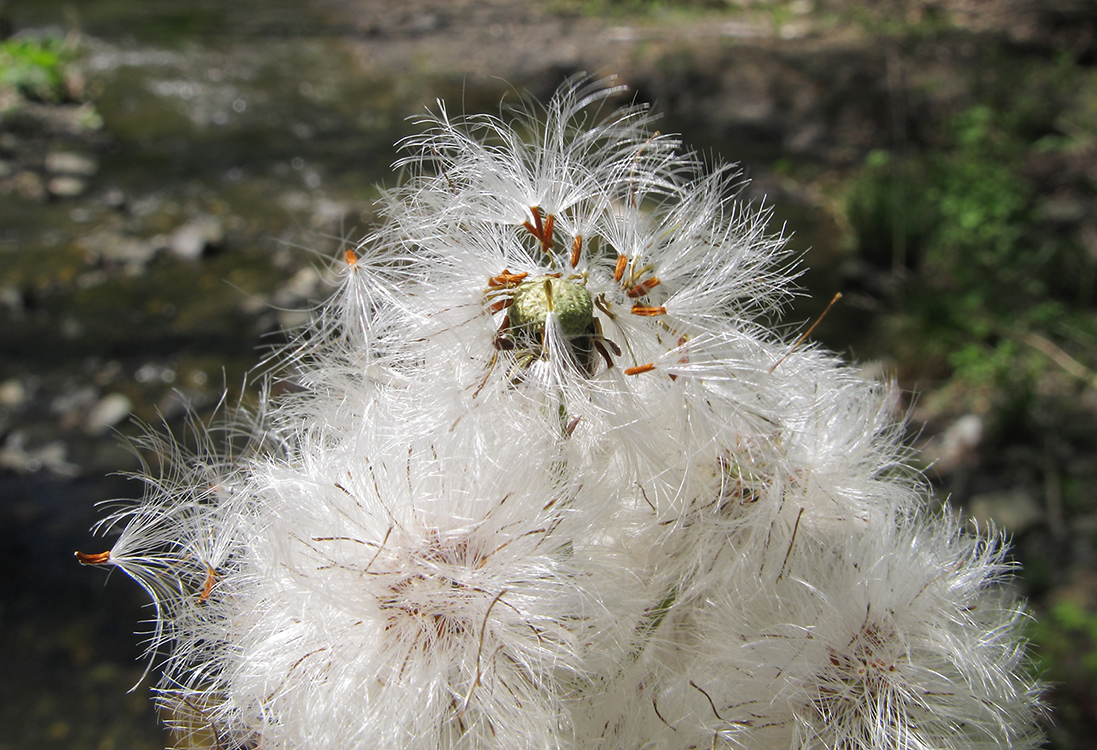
[14, 170, 46, 201]
[0, 431, 79, 476]
[168, 215, 225, 260]
[967, 489, 1043, 534]
[277, 309, 312, 330]
[102, 187, 127, 209]
[273, 266, 321, 307]
[44, 151, 99, 176]
[156, 389, 194, 420]
[83, 392, 132, 434]
[926, 413, 984, 475]
[0, 286, 24, 313]
[0, 378, 27, 408]
[53, 386, 100, 430]
[79, 229, 160, 267]
[47, 175, 88, 198]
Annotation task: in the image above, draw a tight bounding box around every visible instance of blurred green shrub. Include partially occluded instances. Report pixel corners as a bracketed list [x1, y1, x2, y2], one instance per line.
[1028, 599, 1097, 713]
[845, 100, 1096, 393]
[0, 35, 72, 102]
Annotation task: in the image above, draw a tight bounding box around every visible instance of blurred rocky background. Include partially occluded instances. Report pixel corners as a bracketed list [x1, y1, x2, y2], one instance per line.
[1, 0, 1095, 747]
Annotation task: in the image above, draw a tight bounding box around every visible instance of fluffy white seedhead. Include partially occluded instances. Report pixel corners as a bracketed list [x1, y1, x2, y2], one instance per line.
[645, 512, 1045, 750]
[204, 431, 635, 750]
[78, 76, 1043, 750]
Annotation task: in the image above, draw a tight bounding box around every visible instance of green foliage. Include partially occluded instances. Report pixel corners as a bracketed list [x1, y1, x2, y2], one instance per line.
[845, 96, 1096, 394]
[0, 36, 72, 102]
[1029, 600, 1097, 686]
[842, 149, 935, 271]
[923, 106, 1031, 289]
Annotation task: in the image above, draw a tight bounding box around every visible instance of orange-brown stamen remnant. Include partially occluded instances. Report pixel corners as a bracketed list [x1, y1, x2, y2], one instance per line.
[522, 206, 555, 253]
[74, 550, 111, 566]
[543, 214, 555, 252]
[345, 248, 358, 266]
[489, 298, 513, 313]
[488, 271, 529, 288]
[199, 565, 217, 602]
[529, 206, 544, 237]
[630, 305, 666, 317]
[570, 236, 582, 268]
[624, 363, 656, 376]
[614, 255, 628, 283]
[627, 277, 661, 298]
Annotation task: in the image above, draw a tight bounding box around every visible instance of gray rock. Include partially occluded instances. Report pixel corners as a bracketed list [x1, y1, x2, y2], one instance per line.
[102, 187, 127, 209]
[156, 389, 196, 421]
[273, 266, 321, 307]
[0, 431, 79, 476]
[0, 286, 23, 313]
[13, 171, 46, 201]
[79, 229, 160, 267]
[967, 490, 1042, 534]
[44, 151, 99, 176]
[83, 392, 132, 435]
[168, 215, 225, 260]
[47, 175, 88, 198]
[52, 385, 100, 431]
[0, 378, 26, 409]
[926, 413, 984, 475]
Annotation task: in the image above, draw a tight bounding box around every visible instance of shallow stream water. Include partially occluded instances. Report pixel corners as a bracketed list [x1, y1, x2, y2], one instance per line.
[2, 2, 421, 746]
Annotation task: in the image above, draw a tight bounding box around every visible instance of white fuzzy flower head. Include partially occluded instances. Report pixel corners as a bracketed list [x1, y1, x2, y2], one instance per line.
[77, 76, 1044, 750]
[643, 512, 1044, 750]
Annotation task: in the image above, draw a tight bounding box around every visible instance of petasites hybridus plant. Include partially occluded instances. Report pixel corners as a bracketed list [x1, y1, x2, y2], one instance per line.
[78, 77, 1044, 750]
